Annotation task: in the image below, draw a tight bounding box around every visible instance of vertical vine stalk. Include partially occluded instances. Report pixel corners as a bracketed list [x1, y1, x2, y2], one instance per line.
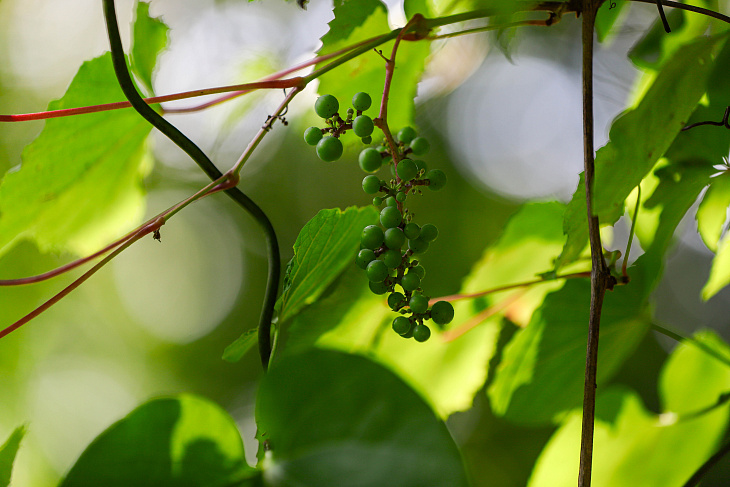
[579, 0, 616, 485]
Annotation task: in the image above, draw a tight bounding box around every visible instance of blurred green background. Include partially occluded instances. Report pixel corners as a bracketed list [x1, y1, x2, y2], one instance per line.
[1, 0, 730, 485]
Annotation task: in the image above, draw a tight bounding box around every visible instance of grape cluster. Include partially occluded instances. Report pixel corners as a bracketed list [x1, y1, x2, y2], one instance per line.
[303, 93, 375, 162]
[304, 93, 454, 342]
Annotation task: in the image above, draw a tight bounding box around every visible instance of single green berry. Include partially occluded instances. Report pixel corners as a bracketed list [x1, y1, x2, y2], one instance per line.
[359, 148, 382, 173]
[396, 191, 407, 203]
[385, 196, 397, 207]
[366, 259, 389, 282]
[430, 300, 455, 326]
[315, 94, 339, 118]
[304, 127, 323, 146]
[403, 222, 421, 240]
[413, 323, 431, 342]
[408, 237, 429, 254]
[316, 136, 343, 162]
[382, 249, 402, 269]
[361, 225, 384, 250]
[353, 115, 374, 137]
[384, 227, 406, 250]
[413, 159, 427, 174]
[401, 272, 421, 292]
[409, 137, 430, 155]
[361, 136, 372, 145]
[426, 169, 447, 191]
[392, 316, 412, 335]
[396, 159, 418, 181]
[372, 196, 383, 206]
[362, 175, 382, 195]
[352, 92, 372, 111]
[369, 280, 389, 295]
[397, 126, 418, 145]
[419, 223, 439, 242]
[411, 264, 426, 279]
[355, 249, 376, 270]
[380, 206, 402, 228]
[409, 293, 429, 314]
[388, 292, 406, 311]
[346, 107, 355, 117]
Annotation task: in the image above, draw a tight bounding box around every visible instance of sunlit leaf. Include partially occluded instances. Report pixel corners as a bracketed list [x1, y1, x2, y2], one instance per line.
[0, 425, 25, 487]
[275, 206, 378, 324]
[697, 171, 730, 252]
[130, 1, 169, 95]
[595, 0, 629, 44]
[529, 331, 730, 486]
[256, 349, 469, 486]
[222, 327, 258, 363]
[702, 233, 730, 300]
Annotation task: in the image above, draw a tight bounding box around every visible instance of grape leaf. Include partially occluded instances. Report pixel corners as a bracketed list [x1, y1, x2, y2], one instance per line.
[315, 0, 430, 132]
[275, 206, 378, 324]
[222, 327, 258, 363]
[0, 426, 25, 487]
[130, 1, 169, 96]
[0, 4, 169, 258]
[595, 0, 629, 44]
[256, 349, 469, 486]
[696, 171, 730, 252]
[529, 332, 730, 486]
[61, 395, 259, 487]
[702, 234, 730, 300]
[554, 173, 590, 270]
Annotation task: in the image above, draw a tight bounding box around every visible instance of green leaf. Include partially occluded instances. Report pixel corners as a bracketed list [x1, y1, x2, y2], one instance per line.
[0, 58, 152, 258]
[697, 171, 730, 252]
[595, 0, 628, 44]
[555, 173, 589, 270]
[488, 254, 656, 425]
[256, 349, 469, 486]
[702, 232, 730, 300]
[315, 0, 430, 131]
[222, 327, 258, 363]
[130, 1, 169, 95]
[61, 394, 259, 487]
[275, 206, 378, 324]
[0, 426, 25, 487]
[593, 35, 725, 220]
[529, 331, 730, 486]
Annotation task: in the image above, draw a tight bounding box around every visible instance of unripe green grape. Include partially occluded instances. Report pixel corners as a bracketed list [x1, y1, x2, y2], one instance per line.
[304, 127, 323, 146]
[411, 264, 426, 279]
[361, 225, 384, 250]
[430, 300, 455, 326]
[361, 136, 372, 145]
[362, 175, 382, 195]
[426, 169, 447, 191]
[355, 249, 376, 270]
[316, 136, 343, 162]
[352, 92, 372, 111]
[408, 237, 429, 254]
[384, 227, 406, 250]
[392, 316, 412, 335]
[380, 206, 402, 228]
[397, 126, 417, 145]
[385, 196, 397, 207]
[396, 159, 418, 181]
[359, 148, 382, 173]
[403, 222, 421, 240]
[388, 292, 406, 311]
[419, 223, 438, 242]
[413, 323, 431, 342]
[409, 293, 429, 314]
[382, 249, 402, 269]
[366, 259, 389, 282]
[400, 272, 421, 292]
[352, 115, 374, 137]
[396, 191, 406, 203]
[413, 159, 427, 174]
[346, 107, 355, 119]
[409, 137, 430, 155]
[372, 196, 383, 206]
[315, 94, 339, 118]
[369, 280, 389, 295]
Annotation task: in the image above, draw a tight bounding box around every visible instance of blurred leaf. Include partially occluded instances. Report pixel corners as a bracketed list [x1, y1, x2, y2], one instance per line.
[697, 171, 730, 252]
[702, 233, 730, 300]
[404, 0, 431, 18]
[130, 1, 169, 96]
[276, 206, 378, 324]
[555, 173, 590, 270]
[595, 0, 628, 44]
[222, 327, 258, 363]
[256, 349, 469, 486]
[61, 395, 259, 487]
[315, 0, 430, 132]
[0, 425, 25, 487]
[594, 35, 724, 220]
[488, 253, 658, 425]
[0, 60, 153, 257]
[529, 331, 730, 486]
